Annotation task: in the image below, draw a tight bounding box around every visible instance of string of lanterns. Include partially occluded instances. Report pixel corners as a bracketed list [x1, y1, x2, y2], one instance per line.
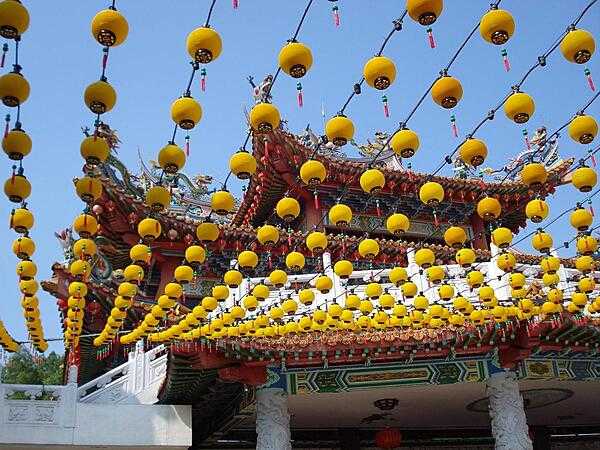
[65, 2, 129, 350]
[0, 0, 48, 353]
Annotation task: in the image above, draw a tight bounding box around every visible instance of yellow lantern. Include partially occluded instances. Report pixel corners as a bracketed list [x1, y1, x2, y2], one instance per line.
[547, 288, 563, 305]
[124, 264, 145, 284]
[438, 284, 454, 300]
[431, 75, 463, 109]
[0, 0, 29, 39]
[560, 28, 595, 64]
[3, 128, 31, 160]
[413, 295, 429, 312]
[328, 203, 352, 227]
[75, 176, 102, 203]
[196, 221, 220, 243]
[269, 306, 285, 323]
[572, 292, 589, 307]
[479, 8, 515, 45]
[426, 265, 445, 284]
[386, 213, 410, 235]
[257, 224, 279, 246]
[10, 207, 33, 234]
[359, 299, 374, 316]
[0, 71, 29, 107]
[467, 270, 484, 288]
[334, 259, 353, 279]
[145, 185, 171, 212]
[170, 96, 202, 130]
[285, 251, 305, 271]
[300, 159, 326, 186]
[577, 235, 598, 255]
[250, 102, 280, 133]
[269, 269, 288, 288]
[379, 293, 395, 310]
[212, 284, 229, 301]
[358, 238, 379, 259]
[80, 136, 110, 166]
[174, 265, 194, 284]
[570, 206, 593, 232]
[568, 114, 598, 144]
[443, 226, 467, 249]
[491, 227, 513, 249]
[401, 281, 418, 298]
[299, 288, 315, 305]
[415, 248, 435, 268]
[158, 143, 186, 174]
[459, 138, 488, 167]
[252, 283, 270, 301]
[315, 275, 333, 294]
[238, 250, 259, 270]
[452, 296, 470, 313]
[363, 56, 396, 90]
[476, 196, 501, 221]
[365, 282, 382, 300]
[504, 91, 535, 124]
[184, 245, 205, 266]
[117, 281, 137, 300]
[419, 181, 444, 206]
[542, 272, 559, 287]
[390, 128, 419, 158]
[531, 231, 553, 253]
[525, 199, 549, 223]
[211, 190, 235, 215]
[455, 248, 476, 268]
[282, 298, 298, 315]
[571, 166, 597, 193]
[16, 260, 36, 280]
[276, 197, 300, 222]
[578, 277, 595, 293]
[576, 255, 595, 273]
[325, 115, 354, 147]
[541, 256, 560, 274]
[509, 272, 526, 289]
[12, 235, 35, 259]
[84, 79, 116, 114]
[70, 259, 91, 279]
[73, 214, 98, 238]
[229, 150, 256, 180]
[520, 163, 548, 189]
[4, 173, 31, 203]
[359, 168, 385, 194]
[389, 267, 408, 286]
[497, 252, 516, 272]
[91, 8, 128, 47]
[306, 231, 327, 253]
[278, 41, 313, 78]
[242, 295, 258, 312]
[345, 294, 360, 310]
[186, 27, 222, 63]
[407, 0, 443, 25]
[137, 217, 161, 242]
[130, 243, 151, 265]
[298, 316, 313, 331]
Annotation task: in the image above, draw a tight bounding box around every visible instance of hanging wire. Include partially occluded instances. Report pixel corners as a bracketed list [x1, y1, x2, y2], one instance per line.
[205, 0, 218, 27]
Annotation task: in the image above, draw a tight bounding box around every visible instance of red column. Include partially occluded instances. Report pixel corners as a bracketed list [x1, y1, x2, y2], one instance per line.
[156, 257, 180, 300]
[470, 213, 488, 250]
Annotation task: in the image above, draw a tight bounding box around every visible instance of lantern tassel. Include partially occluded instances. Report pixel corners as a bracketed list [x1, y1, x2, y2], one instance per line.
[313, 191, 320, 211]
[0, 43, 8, 68]
[382, 95, 389, 118]
[102, 48, 109, 70]
[3, 114, 9, 138]
[297, 82, 303, 108]
[375, 199, 381, 217]
[585, 68, 596, 92]
[501, 49, 510, 72]
[450, 114, 458, 137]
[185, 135, 190, 156]
[332, 5, 340, 27]
[588, 200, 595, 217]
[522, 129, 531, 150]
[427, 28, 436, 49]
[200, 68, 207, 92]
[590, 153, 597, 167]
[232, 0, 238, 8]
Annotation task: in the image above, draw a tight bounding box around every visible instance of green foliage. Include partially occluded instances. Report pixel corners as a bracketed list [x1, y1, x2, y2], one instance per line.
[1, 348, 63, 385]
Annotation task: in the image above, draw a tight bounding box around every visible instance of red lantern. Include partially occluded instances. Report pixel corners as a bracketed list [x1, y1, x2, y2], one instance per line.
[375, 428, 402, 449]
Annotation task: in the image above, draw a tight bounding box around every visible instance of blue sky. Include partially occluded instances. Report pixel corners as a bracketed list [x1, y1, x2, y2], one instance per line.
[0, 1, 598, 352]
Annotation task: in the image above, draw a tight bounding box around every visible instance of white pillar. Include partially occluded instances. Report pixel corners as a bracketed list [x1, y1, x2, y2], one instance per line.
[256, 388, 292, 450]
[486, 372, 532, 450]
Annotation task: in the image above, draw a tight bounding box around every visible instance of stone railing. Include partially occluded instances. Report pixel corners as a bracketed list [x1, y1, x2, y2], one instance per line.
[78, 343, 168, 404]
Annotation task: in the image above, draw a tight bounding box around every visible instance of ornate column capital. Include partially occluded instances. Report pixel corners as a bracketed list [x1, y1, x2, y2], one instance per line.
[256, 388, 292, 450]
[486, 371, 533, 450]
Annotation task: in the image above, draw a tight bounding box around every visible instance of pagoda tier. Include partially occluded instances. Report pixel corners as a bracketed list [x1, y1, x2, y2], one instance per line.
[234, 130, 573, 250]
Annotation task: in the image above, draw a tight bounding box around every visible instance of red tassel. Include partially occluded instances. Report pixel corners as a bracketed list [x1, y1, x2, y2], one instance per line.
[313, 191, 320, 211]
[376, 199, 381, 217]
[382, 95, 389, 118]
[3, 120, 9, 138]
[332, 6, 340, 27]
[585, 68, 595, 92]
[591, 154, 597, 167]
[185, 135, 190, 156]
[588, 201, 595, 217]
[200, 68, 207, 92]
[102, 49, 109, 70]
[433, 211, 439, 227]
[501, 49, 510, 72]
[427, 28, 436, 49]
[264, 140, 269, 158]
[233, 0, 238, 8]
[297, 82, 303, 108]
[450, 114, 458, 138]
[522, 129, 531, 150]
